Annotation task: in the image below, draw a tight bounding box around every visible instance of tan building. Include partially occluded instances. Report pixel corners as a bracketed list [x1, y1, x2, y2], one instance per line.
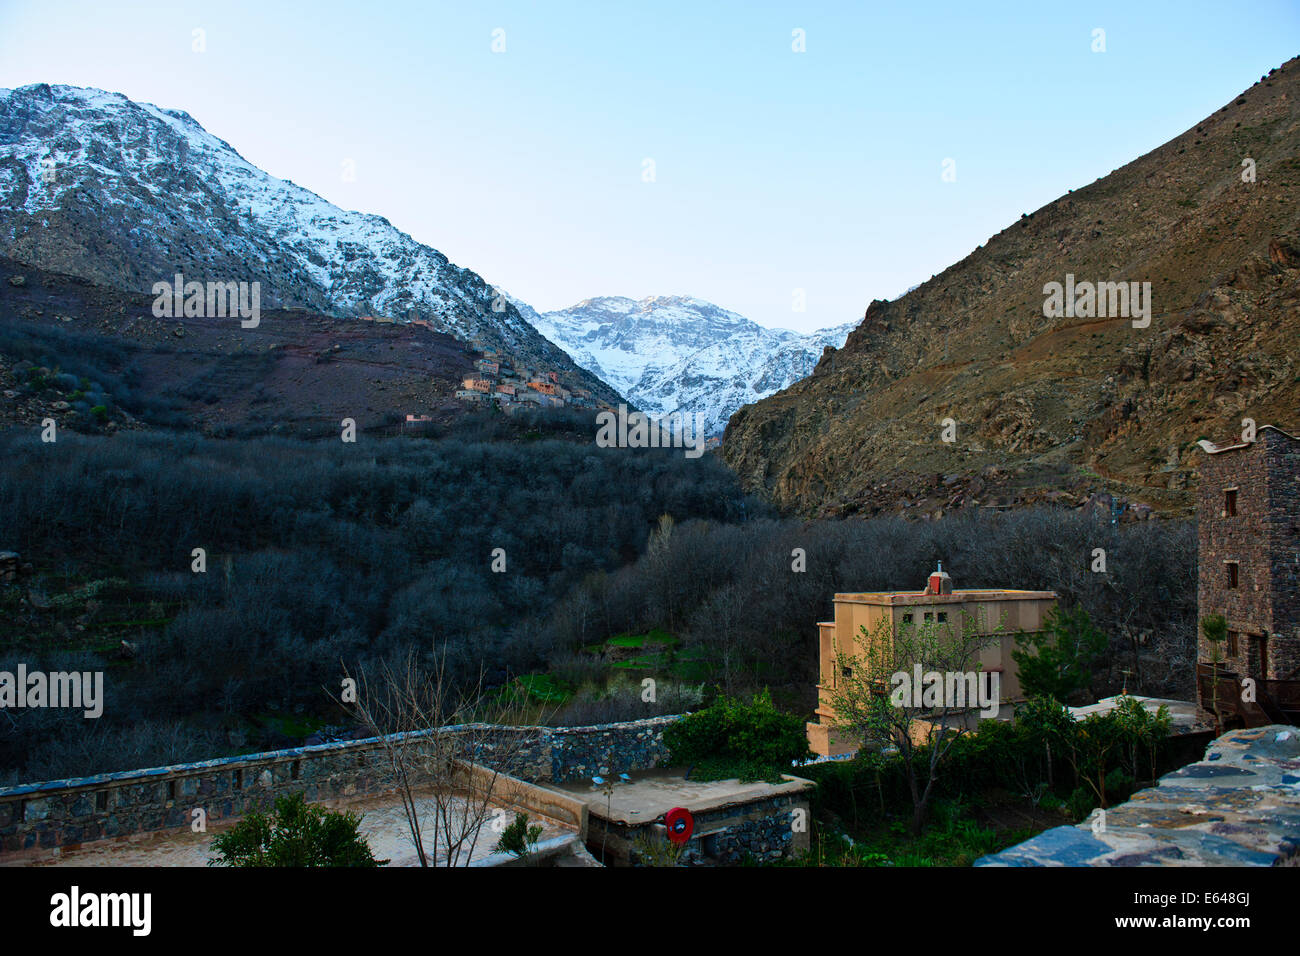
[808, 564, 1056, 756]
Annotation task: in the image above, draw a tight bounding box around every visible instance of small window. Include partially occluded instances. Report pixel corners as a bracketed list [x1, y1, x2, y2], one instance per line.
[291, 760, 301, 781]
[233, 769, 243, 791]
[841, 666, 853, 680]
[166, 780, 177, 801]
[1227, 562, 1239, 589]
[1225, 489, 1237, 516]
[937, 612, 948, 623]
[96, 790, 108, 812]
[902, 613, 914, 624]
[923, 612, 934, 622]
[1227, 631, 1239, 656]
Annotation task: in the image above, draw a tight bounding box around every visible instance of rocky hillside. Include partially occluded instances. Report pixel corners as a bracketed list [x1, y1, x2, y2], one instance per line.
[515, 294, 853, 435]
[0, 255, 479, 436]
[0, 83, 620, 405]
[724, 58, 1300, 519]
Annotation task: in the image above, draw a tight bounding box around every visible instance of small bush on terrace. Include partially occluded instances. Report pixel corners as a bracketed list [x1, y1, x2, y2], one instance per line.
[208, 793, 387, 867]
[662, 690, 811, 781]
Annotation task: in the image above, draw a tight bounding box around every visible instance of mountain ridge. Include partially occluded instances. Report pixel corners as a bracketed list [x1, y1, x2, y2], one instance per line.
[0, 82, 621, 405]
[722, 57, 1300, 518]
[513, 292, 854, 435]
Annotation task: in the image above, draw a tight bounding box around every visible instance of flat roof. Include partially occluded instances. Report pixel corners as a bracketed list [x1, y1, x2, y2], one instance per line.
[1198, 424, 1298, 454]
[833, 589, 1056, 605]
[555, 767, 813, 826]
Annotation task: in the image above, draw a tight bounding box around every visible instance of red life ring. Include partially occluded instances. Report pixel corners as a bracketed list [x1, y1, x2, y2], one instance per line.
[665, 806, 694, 844]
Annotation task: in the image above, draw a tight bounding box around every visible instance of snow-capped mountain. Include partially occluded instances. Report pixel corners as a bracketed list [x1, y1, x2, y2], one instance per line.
[511, 295, 854, 435]
[0, 83, 618, 402]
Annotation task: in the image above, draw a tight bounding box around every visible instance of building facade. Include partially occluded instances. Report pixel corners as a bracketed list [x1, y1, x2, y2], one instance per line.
[807, 565, 1056, 756]
[1196, 425, 1300, 722]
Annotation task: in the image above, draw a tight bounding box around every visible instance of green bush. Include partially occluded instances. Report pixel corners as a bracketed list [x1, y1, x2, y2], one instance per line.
[662, 690, 811, 781]
[806, 694, 1173, 832]
[1011, 605, 1107, 703]
[1068, 786, 1097, 821]
[494, 811, 543, 859]
[208, 793, 386, 867]
[1104, 767, 1136, 804]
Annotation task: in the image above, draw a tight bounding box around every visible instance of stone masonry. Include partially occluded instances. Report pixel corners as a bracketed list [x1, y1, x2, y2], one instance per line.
[0, 715, 679, 859]
[1197, 425, 1300, 680]
[976, 725, 1300, 866]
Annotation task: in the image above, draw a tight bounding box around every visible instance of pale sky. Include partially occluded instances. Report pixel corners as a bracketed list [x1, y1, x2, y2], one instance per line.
[1, 0, 1296, 332]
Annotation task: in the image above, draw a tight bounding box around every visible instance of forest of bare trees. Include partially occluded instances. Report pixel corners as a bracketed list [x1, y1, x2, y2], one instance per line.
[0, 419, 1196, 785]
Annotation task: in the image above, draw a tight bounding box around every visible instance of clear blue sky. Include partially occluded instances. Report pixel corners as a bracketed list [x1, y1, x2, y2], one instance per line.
[1, 1, 1296, 332]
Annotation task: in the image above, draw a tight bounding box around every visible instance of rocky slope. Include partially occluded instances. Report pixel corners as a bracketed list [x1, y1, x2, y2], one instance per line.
[0, 255, 479, 436]
[723, 58, 1300, 518]
[0, 83, 620, 405]
[515, 294, 853, 435]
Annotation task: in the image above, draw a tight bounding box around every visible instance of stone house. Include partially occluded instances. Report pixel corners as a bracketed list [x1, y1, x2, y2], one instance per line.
[1196, 425, 1300, 725]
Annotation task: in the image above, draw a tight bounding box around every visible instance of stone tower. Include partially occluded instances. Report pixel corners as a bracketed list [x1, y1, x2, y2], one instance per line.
[1196, 425, 1300, 689]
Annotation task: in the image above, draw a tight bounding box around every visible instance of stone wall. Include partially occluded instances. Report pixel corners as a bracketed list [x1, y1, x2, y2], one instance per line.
[1266, 428, 1300, 676]
[678, 791, 810, 866]
[586, 778, 813, 867]
[1197, 426, 1300, 679]
[549, 717, 676, 782]
[0, 715, 679, 860]
[975, 725, 1300, 866]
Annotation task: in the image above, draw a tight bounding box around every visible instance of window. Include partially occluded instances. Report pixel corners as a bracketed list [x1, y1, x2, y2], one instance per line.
[902, 613, 914, 624]
[1225, 489, 1238, 517]
[841, 666, 853, 680]
[937, 612, 948, 623]
[1227, 562, 1239, 589]
[1227, 631, 1239, 656]
[923, 611, 934, 622]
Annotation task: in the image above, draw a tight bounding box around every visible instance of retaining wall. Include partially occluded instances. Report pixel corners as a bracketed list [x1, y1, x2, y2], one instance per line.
[0, 715, 679, 860]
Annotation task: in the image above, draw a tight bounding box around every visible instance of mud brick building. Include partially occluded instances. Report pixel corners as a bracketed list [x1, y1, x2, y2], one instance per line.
[807, 564, 1056, 756]
[1196, 425, 1300, 725]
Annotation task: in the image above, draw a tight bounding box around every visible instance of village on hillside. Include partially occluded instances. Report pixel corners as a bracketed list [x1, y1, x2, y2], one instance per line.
[451, 350, 608, 415]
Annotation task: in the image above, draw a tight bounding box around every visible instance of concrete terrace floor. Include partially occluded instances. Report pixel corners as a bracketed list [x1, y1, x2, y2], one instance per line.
[12, 786, 576, 867]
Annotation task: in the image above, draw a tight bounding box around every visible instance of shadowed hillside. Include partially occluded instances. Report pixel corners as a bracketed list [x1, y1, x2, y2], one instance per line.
[0, 255, 480, 436]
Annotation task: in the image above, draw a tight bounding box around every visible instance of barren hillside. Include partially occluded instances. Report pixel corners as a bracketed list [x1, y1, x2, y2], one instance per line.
[724, 58, 1300, 519]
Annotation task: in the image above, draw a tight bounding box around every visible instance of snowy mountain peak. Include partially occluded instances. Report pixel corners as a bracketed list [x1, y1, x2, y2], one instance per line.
[0, 83, 620, 402]
[518, 294, 854, 436]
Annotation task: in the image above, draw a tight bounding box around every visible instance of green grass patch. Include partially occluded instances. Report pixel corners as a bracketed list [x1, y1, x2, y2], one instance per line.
[510, 673, 573, 704]
[250, 712, 329, 741]
[606, 628, 678, 650]
[611, 654, 669, 670]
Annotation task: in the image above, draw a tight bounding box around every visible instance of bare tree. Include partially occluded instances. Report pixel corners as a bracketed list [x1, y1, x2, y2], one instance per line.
[337, 648, 542, 866]
[824, 612, 1000, 834]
